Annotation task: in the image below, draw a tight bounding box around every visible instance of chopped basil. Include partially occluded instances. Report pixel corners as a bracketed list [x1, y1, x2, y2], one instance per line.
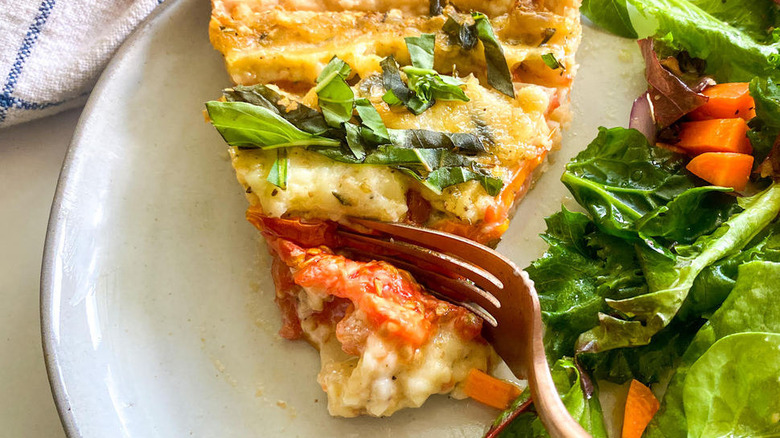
[344, 123, 367, 160]
[541, 53, 564, 70]
[405, 34, 436, 70]
[354, 98, 390, 141]
[380, 56, 432, 114]
[387, 129, 485, 153]
[316, 56, 351, 83]
[331, 191, 353, 206]
[443, 14, 515, 98]
[442, 16, 478, 50]
[473, 12, 515, 98]
[208, 77, 503, 196]
[315, 57, 355, 127]
[427, 166, 503, 196]
[429, 0, 443, 16]
[205, 101, 342, 149]
[380, 35, 469, 115]
[266, 148, 288, 189]
[540, 28, 556, 46]
[223, 84, 330, 135]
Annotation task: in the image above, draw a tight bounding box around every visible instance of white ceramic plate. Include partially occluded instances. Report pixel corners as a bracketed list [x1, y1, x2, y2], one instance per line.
[41, 1, 646, 436]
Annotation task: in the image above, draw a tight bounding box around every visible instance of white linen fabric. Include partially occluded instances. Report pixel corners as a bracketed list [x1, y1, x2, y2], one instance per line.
[0, 0, 163, 128]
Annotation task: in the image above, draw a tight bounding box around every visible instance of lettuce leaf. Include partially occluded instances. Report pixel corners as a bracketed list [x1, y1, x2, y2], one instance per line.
[646, 261, 780, 438]
[577, 183, 780, 354]
[581, 0, 780, 82]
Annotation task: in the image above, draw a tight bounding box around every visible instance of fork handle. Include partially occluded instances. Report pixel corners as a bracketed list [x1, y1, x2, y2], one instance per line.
[527, 313, 591, 437]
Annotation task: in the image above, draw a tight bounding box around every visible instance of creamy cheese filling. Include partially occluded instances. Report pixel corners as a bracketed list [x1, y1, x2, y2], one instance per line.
[293, 288, 497, 417]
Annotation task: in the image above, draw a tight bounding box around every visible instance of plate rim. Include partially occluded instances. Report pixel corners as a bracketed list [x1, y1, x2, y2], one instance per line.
[39, 1, 184, 436]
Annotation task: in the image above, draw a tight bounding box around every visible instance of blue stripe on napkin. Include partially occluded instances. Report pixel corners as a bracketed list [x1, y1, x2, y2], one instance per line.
[0, 0, 57, 124]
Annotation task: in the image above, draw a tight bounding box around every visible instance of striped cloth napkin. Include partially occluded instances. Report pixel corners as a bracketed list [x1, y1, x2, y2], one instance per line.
[0, 0, 164, 128]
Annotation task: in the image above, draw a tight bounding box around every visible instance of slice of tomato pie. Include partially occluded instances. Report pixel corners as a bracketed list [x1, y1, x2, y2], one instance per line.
[207, 0, 581, 417]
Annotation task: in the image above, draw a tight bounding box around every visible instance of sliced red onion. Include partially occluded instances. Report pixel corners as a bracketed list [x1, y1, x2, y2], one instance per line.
[629, 91, 656, 144]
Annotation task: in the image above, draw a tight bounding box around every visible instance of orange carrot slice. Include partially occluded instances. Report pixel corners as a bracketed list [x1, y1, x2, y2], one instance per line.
[689, 82, 756, 121]
[686, 152, 754, 191]
[677, 118, 752, 155]
[463, 368, 522, 410]
[622, 380, 660, 438]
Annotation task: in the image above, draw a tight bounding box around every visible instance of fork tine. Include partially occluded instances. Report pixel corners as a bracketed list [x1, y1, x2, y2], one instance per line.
[348, 218, 519, 284]
[337, 229, 504, 296]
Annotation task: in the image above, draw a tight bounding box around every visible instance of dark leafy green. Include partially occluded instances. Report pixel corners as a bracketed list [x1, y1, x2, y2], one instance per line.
[561, 127, 734, 243]
[429, 0, 443, 16]
[488, 358, 607, 438]
[388, 129, 484, 153]
[578, 183, 780, 354]
[526, 208, 647, 362]
[473, 12, 515, 98]
[579, 318, 703, 385]
[580, 0, 637, 39]
[749, 77, 780, 162]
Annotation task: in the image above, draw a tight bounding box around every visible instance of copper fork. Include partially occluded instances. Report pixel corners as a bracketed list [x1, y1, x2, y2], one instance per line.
[338, 218, 590, 438]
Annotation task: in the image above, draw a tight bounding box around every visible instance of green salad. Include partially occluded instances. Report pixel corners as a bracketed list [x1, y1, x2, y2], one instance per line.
[487, 1, 780, 437]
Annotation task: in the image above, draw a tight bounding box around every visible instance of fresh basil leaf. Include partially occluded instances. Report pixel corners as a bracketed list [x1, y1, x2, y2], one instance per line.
[205, 101, 341, 149]
[490, 358, 607, 438]
[388, 129, 484, 153]
[380, 56, 433, 114]
[316, 55, 351, 83]
[223, 84, 330, 135]
[382, 90, 403, 105]
[402, 66, 470, 103]
[577, 183, 780, 354]
[267, 148, 288, 189]
[442, 16, 478, 50]
[344, 123, 367, 161]
[541, 53, 564, 70]
[473, 12, 515, 98]
[426, 166, 503, 196]
[683, 333, 780, 438]
[539, 28, 557, 46]
[647, 261, 780, 438]
[315, 58, 355, 128]
[354, 98, 390, 141]
[404, 34, 436, 70]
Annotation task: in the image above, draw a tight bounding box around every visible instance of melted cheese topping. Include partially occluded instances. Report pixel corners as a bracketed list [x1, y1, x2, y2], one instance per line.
[213, 0, 582, 243]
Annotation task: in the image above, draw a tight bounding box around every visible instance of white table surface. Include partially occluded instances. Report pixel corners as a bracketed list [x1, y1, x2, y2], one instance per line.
[0, 108, 81, 438]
